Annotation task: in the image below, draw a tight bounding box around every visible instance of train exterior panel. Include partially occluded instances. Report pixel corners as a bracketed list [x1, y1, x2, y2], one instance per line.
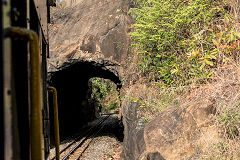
[1, 0, 56, 159]
[33, 0, 49, 41]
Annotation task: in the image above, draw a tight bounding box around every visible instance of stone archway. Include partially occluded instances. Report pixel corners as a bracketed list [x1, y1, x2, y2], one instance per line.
[48, 61, 121, 139]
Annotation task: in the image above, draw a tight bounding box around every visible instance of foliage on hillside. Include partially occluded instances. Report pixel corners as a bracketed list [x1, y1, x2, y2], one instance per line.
[127, 0, 240, 159]
[130, 0, 240, 86]
[89, 78, 120, 114]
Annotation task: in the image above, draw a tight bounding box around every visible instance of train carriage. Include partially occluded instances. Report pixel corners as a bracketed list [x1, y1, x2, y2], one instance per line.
[1, 0, 57, 159]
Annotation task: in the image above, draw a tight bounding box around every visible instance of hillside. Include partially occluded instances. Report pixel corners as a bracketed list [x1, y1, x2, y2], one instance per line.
[121, 0, 240, 159]
[49, 0, 240, 159]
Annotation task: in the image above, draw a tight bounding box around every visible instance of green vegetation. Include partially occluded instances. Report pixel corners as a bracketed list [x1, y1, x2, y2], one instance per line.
[56, 0, 66, 8]
[128, 0, 240, 159]
[218, 102, 240, 139]
[89, 78, 120, 113]
[125, 85, 181, 122]
[130, 0, 240, 86]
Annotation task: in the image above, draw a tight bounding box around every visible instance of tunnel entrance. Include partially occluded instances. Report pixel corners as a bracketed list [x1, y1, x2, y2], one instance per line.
[48, 62, 121, 140]
[88, 77, 121, 117]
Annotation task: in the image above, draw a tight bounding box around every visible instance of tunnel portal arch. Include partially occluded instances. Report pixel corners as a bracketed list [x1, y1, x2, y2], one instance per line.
[48, 61, 121, 139]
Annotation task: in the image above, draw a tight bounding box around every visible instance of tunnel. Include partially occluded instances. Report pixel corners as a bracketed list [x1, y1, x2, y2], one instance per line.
[48, 61, 121, 140]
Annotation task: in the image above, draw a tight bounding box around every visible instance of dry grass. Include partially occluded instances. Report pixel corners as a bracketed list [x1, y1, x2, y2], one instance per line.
[181, 64, 240, 159]
[122, 62, 240, 158]
[226, 0, 240, 29]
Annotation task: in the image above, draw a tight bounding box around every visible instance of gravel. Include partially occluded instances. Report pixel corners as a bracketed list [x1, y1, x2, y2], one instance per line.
[50, 115, 123, 160]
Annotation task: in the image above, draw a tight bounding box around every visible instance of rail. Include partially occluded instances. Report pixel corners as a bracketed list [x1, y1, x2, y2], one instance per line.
[61, 115, 110, 160]
[50, 115, 111, 160]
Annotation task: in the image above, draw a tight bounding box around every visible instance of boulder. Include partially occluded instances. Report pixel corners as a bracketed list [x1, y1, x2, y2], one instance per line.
[142, 99, 220, 160]
[121, 98, 146, 160]
[121, 96, 221, 160]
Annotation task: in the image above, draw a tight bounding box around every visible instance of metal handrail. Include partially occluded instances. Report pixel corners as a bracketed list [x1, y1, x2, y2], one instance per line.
[4, 27, 43, 160]
[48, 87, 60, 160]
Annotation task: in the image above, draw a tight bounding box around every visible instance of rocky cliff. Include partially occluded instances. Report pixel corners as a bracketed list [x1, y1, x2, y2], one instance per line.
[48, 0, 131, 76]
[48, 0, 132, 140]
[48, 0, 240, 159]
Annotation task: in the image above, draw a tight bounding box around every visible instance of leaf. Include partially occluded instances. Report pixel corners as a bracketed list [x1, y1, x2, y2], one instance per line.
[205, 59, 213, 66]
[212, 39, 219, 47]
[235, 32, 240, 38]
[207, 71, 214, 78]
[171, 68, 179, 74]
[220, 44, 228, 51]
[210, 48, 218, 55]
[208, 28, 214, 32]
[230, 32, 235, 42]
[191, 49, 199, 56]
[204, 55, 212, 59]
[224, 14, 230, 23]
[200, 63, 205, 70]
[209, 54, 217, 59]
[216, 25, 222, 30]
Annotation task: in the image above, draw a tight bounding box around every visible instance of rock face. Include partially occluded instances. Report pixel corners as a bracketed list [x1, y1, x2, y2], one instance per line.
[142, 99, 219, 160]
[48, 0, 131, 140]
[48, 0, 131, 76]
[121, 98, 146, 160]
[121, 95, 221, 160]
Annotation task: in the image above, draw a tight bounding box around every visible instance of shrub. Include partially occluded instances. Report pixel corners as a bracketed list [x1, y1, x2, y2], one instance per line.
[130, 0, 240, 85]
[89, 78, 120, 113]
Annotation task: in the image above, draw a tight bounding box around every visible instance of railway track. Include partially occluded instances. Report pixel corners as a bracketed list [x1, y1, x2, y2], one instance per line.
[51, 115, 111, 160]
